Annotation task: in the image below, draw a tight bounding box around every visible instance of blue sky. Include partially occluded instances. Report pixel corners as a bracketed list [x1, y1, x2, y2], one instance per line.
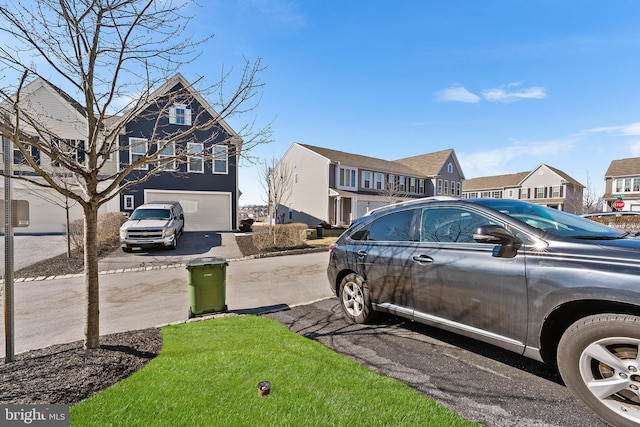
[193, 1, 640, 204]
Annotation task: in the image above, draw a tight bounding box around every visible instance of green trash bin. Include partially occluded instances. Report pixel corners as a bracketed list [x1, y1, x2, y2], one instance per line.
[187, 257, 228, 318]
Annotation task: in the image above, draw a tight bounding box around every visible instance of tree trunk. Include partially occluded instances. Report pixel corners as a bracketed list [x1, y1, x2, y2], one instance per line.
[83, 204, 100, 349]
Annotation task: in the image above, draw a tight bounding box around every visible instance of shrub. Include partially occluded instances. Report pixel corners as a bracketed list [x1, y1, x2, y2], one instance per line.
[67, 212, 126, 253]
[239, 218, 254, 232]
[252, 223, 308, 251]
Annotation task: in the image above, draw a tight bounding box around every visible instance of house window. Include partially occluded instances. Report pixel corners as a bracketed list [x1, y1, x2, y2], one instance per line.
[437, 179, 443, 194]
[288, 203, 293, 220]
[188, 142, 204, 173]
[13, 142, 40, 166]
[169, 104, 192, 126]
[443, 180, 449, 195]
[398, 176, 406, 192]
[492, 191, 502, 198]
[634, 178, 640, 192]
[447, 163, 453, 173]
[374, 173, 384, 190]
[456, 182, 461, 196]
[123, 195, 135, 210]
[157, 141, 175, 170]
[339, 167, 357, 189]
[129, 138, 147, 169]
[520, 188, 529, 199]
[552, 185, 561, 198]
[409, 177, 416, 193]
[625, 178, 632, 192]
[481, 191, 491, 198]
[362, 171, 372, 189]
[536, 187, 545, 198]
[213, 145, 228, 174]
[52, 139, 85, 166]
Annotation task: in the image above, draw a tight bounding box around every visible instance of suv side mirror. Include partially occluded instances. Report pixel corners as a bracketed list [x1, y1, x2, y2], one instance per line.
[473, 225, 521, 258]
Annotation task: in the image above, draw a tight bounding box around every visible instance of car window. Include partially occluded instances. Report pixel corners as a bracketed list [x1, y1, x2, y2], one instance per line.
[367, 209, 415, 241]
[421, 207, 499, 243]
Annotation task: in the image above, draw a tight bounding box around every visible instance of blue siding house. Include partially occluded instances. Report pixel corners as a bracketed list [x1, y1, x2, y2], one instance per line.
[116, 74, 242, 231]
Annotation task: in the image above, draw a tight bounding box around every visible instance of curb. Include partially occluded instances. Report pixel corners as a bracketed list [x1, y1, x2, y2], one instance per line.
[6, 247, 330, 284]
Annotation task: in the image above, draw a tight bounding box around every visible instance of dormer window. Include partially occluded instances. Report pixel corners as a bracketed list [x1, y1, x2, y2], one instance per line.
[169, 103, 192, 126]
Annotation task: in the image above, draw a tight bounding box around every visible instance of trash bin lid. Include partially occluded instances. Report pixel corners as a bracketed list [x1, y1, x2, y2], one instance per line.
[186, 257, 228, 268]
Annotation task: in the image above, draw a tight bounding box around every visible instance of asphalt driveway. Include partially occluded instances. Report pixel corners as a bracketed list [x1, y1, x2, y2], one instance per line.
[266, 298, 607, 427]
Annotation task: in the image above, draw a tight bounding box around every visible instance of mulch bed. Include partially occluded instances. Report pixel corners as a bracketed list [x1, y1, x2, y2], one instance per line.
[0, 328, 162, 405]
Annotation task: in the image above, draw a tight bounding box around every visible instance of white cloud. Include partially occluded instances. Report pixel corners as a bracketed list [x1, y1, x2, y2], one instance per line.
[482, 82, 547, 103]
[630, 141, 640, 157]
[436, 82, 546, 104]
[573, 122, 640, 137]
[436, 85, 481, 103]
[460, 139, 574, 178]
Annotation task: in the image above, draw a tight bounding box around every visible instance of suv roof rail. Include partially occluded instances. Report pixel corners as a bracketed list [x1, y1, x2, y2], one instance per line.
[364, 196, 459, 216]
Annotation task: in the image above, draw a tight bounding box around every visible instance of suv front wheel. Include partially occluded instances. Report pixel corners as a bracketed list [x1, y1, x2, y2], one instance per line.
[339, 273, 375, 324]
[558, 314, 640, 427]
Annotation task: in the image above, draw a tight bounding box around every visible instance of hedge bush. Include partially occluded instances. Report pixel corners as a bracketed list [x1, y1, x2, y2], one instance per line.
[252, 223, 308, 251]
[67, 212, 126, 253]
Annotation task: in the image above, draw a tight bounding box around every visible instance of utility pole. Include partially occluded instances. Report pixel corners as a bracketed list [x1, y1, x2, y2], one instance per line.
[2, 134, 15, 362]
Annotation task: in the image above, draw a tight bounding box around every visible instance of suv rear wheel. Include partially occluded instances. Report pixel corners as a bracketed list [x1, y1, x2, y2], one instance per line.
[339, 273, 375, 324]
[558, 314, 640, 426]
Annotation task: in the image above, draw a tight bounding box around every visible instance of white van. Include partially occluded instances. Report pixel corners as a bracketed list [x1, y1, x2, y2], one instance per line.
[119, 201, 185, 252]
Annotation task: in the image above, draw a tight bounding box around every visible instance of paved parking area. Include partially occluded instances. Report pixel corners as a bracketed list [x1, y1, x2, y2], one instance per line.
[0, 234, 67, 271]
[0, 231, 243, 273]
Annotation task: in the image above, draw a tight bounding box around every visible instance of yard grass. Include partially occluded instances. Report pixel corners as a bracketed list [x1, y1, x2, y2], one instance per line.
[71, 316, 478, 427]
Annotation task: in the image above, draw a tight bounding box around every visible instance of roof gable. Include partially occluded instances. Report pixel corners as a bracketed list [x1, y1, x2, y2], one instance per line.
[521, 164, 584, 187]
[605, 157, 640, 177]
[394, 149, 463, 178]
[115, 73, 242, 146]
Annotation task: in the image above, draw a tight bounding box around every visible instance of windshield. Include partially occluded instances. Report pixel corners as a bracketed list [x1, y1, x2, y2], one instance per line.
[130, 208, 171, 221]
[471, 199, 625, 239]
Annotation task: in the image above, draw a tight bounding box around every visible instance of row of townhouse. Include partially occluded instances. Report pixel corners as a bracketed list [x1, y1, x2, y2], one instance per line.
[461, 164, 585, 214]
[1, 75, 242, 234]
[277, 144, 589, 227]
[277, 143, 464, 227]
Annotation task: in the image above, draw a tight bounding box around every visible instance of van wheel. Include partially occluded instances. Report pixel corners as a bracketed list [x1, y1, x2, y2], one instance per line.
[339, 273, 375, 324]
[557, 314, 640, 427]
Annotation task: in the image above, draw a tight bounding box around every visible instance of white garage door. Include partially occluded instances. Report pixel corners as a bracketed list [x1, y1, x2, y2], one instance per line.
[145, 190, 232, 231]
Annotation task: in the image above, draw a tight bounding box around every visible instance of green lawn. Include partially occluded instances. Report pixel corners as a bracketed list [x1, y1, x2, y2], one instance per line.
[71, 316, 478, 427]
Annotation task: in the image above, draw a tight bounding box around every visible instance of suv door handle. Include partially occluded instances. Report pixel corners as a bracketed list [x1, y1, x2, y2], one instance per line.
[412, 254, 434, 264]
[357, 250, 367, 258]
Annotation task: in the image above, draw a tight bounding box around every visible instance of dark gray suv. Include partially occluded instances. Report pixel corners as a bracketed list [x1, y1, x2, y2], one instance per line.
[327, 197, 640, 426]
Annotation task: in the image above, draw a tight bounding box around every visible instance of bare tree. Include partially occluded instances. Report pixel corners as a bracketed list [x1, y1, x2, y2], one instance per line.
[0, 0, 270, 349]
[380, 176, 409, 205]
[582, 171, 603, 213]
[260, 157, 293, 226]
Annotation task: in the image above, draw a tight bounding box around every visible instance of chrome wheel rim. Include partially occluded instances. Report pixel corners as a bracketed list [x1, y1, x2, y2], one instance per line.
[342, 280, 364, 317]
[579, 337, 640, 423]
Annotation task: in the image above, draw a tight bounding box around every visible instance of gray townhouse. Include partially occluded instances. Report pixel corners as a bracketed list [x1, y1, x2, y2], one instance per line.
[603, 156, 640, 212]
[276, 143, 464, 227]
[115, 73, 242, 231]
[462, 164, 584, 214]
